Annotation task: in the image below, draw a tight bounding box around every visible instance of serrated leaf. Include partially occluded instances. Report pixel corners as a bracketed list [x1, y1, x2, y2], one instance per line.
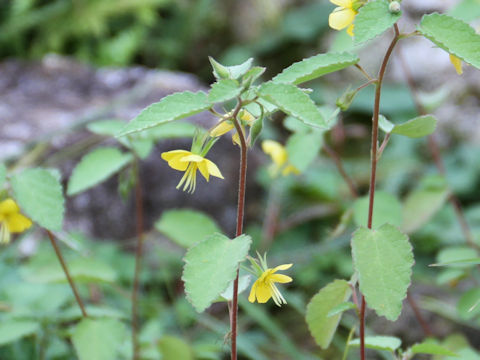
[0, 320, 39, 346]
[419, 13, 480, 69]
[117, 91, 210, 137]
[208, 79, 242, 103]
[411, 341, 458, 356]
[402, 176, 449, 234]
[242, 66, 266, 86]
[72, 318, 126, 360]
[155, 209, 221, 248]
[354, 0, 401, 44]
[182, 233, 252, 312]
[391, 115, 437, 138]
[67, 147, 133, 196]
[349, 336, 401, 352]
[258, 82, 327, 129]
[327, 301, 356, 317]
[352, 224, 413, 321]
[273, 52, 359, 85]
[11, 168, 65, 231]
[353, 191, 402, 228]
[0, 163, 6, 188]
[306, 279, 352, 349]
[227, 58, 254, 79]
[286, 131, 323, 173]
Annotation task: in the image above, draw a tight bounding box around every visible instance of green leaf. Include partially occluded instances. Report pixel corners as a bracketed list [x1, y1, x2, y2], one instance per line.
[219, 275, 251, 301]
[67, 147, 133, 196]
[354, 0, 401, 44]
[449, 0, 480, 23]
[87, 119, 125, 135]
[327, 301, 356, 317]
[209, 57, 254, 80]
[208, 79, 242, 103]
[0, 163, 6, 188]
[352, 224, 413, 321]
[12, 168, 65, 231]
[249, 116, 264, 146]
[0, 320, 39, 346]
[436, 247, 478, 269]
[391, 115, 437, 138]
[182, 233, 252, 312]
[272, 52, 359, 85]
[305, 279, 352, 349]
[353, 191, 402, 228]
[350, 336, 402, 352]
[258, 82, 327, 129]
[419, 13, 480, 69]
[155, 209, 221, 248]
[286, 131, 323, 173]
[158, 336, 194, 360]
[379, 115, 395, 133]
[457, 288, 480, 320]
[141, 122, 196, 140]
[411, 341, 458, 356]
[402, 176, 449, 234]
[117, 91, 210, 137]
[72, 318, 126, 360]
[431, 257, 480, 267]
[242, 66, 266, 87]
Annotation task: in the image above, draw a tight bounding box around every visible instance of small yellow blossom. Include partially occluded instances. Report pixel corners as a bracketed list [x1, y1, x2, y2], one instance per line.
[161, 150, 223, 193]
[261, 140, 300, 177]
[0, 198, 32, 245]
[329, 0, 358, 37]
[249, 263, 293, 306]
[210, 110, 255, 146]
[449, 54, 463, 75]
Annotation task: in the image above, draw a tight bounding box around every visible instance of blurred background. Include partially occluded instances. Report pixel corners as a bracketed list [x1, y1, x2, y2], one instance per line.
[1, 0, 480, 359]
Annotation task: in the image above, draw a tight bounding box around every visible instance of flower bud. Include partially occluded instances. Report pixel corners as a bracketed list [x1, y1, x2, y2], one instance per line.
[336, 87, 358, 111]
[389, 1, 401, 13]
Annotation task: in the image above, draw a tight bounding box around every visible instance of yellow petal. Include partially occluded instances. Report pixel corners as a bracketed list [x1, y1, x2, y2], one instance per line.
[282, 164, 301, 176]
[205, 160, 224, 179]
[449, 54, 463, 75]
[255, 281, 272, 303]
[248, 280, 258, 303]
[262, 140, 287, 167]
[240, 110, 255, 124]
[330, 0, 352, 8]
[162, 150, 191, 171]
[197, 161, 210, 181]
[161, 150, 191, 161]
[0, 199, 20, 216]
[180, 154, 206, 163]
[272, 263, 293, 272]
[347, 23, 355, 37]
[329, 7, 356, 31]
[269, 274, 293, 284]
[6, 213, 32, 233]
[210, 121, 234, 137]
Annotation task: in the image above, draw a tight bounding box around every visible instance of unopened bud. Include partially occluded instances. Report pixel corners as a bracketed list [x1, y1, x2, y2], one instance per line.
[389, 1, 401, 13]
[208, 56, 230, 80]
[336, 87, 357, 111]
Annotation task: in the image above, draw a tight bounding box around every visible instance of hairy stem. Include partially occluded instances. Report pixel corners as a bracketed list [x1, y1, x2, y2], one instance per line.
[230, 99, 248, 360]
[46, 230, 88, 317]
[361, 24, 400, 360]
[132, 160, 144, 360]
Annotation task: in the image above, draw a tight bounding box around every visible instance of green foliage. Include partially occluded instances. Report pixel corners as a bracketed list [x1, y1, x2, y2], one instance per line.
[352, 224, 413, 321]
[272, 52, 359, 85]
[353, 191, 403, 228]
[208, 79, 242, 103]
[0, 163, 6, 188]
[349, 336, 402, 352]
[258, 82, 327, 129]
[118, 91, 210, 137]
[449, 0, 480, 22]
[11, 168, 65, 231]
[391, 115, 438, 138]
[410, 341, 458, 356]
[72, 318, 127, 360]
[209, 57, 253, 80]
[155, 209, 221, 248]
[68, 147, 133, 196]
[0, 320, 39, 346]
[305, 279, 352, 349]
[419, 13, 480, 69]
[354, 0, 401, 44]
[457, 288, 480, 319]
[158, 335, 194, 360]
[286, 131, 323, 173]
[182, 234, 251, 312]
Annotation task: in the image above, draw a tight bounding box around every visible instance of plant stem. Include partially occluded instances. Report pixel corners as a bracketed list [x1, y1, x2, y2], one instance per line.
[46, 230, 88, 317]
[132, 160, 144, 360]
[396, 46, 480, 251]
[323, 143, 358, 198]
[361, 24, 400, 360]
[230, 99, 248, 360]
[407, 294, 432, 336]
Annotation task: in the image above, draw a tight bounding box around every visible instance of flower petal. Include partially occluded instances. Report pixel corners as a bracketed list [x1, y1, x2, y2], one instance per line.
[205, 160, 224, 179]
[6, 213, 32, 233]
[210, 121, 234, 137]
[0, 199, 20, 216]
[180, 154, 206, 163]
[282, 164, 300, 176]
[272, 263, 293, 272]
[161, 150, 191, 161]
[248, 280, 258, 303]
[262, 140, 287, 167]
[449, 54, 463, 75]
[329, 8, 356, 31]
[255, 281, 272, 303]
[347, 23, 355, 37]
[167, 154, 190, 171]
[330, 0, 352, 8]
[269, 274, 293, 284]
[197, 160, 210, 181]
[232, 132, 240, 146]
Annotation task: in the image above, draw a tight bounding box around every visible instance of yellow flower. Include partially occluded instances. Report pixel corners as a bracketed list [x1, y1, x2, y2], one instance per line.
[248, 263, 293, 306]
[0, 198, 32, 245]
[161, 150, 224, 193]
[210, 110, 255, 146]
[261, 140, 300, 177]
[449, 54, 463, 75]
[329, 0, 358, 37]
